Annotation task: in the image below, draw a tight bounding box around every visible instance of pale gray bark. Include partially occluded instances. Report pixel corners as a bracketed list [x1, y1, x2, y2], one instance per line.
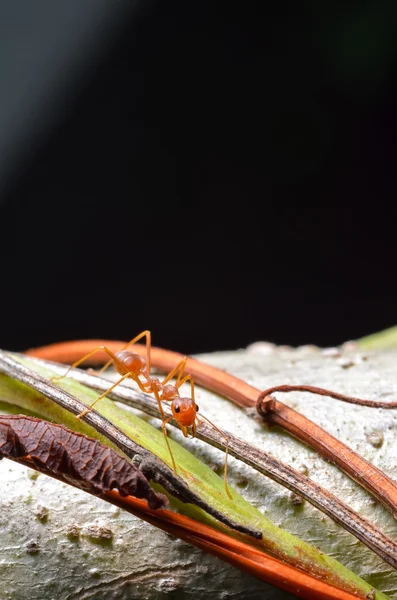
[1, 342, 397, 599]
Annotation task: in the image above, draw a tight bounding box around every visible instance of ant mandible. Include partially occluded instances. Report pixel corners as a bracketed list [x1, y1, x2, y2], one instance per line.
[54, 330, 232, 499]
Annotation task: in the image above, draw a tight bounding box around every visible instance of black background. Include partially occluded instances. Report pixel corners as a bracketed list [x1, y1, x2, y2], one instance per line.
[1, 1, 397, 355]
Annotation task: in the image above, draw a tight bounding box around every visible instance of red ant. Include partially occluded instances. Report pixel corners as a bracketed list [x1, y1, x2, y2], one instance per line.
[54, 330, 232, 499]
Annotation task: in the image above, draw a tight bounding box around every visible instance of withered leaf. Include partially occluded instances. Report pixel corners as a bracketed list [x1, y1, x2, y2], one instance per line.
[0, 414, 167, 509]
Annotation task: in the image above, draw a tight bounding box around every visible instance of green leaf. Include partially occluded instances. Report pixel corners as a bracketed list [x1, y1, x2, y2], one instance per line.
[355, 325, 397, 351]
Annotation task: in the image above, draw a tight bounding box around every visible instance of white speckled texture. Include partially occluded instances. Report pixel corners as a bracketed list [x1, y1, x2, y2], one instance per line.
[1, 343, 397, 598]
[0, 461, 290, 600]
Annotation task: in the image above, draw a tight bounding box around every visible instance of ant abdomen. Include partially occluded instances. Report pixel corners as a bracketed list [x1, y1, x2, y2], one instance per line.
[115, 350, 146, 376]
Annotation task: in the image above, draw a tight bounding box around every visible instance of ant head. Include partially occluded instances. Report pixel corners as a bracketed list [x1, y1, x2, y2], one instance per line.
[115, 350, 146, 376]
[171, 397, 197, 427]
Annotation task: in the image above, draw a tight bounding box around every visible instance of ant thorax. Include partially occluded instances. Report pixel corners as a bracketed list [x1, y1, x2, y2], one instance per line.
[161, 383, 179, 401]
[142, 376, 162, 394]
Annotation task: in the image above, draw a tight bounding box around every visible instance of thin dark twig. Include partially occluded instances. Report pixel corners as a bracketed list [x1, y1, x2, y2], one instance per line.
[0, 350, 261, 539]
[257, 384, 397, 409]
[26, 355, 397, 570]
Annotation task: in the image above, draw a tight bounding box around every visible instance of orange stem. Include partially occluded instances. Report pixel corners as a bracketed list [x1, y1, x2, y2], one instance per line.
[13, 450, 363, 600]
[26, 338, 397, 518]
[104, 490, 364, 600]
[24, 339, 394, 599]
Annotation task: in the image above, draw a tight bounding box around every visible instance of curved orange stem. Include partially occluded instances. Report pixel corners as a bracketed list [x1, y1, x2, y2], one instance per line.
[24, 339, 392, 599]
[25, 338, 397, 520]
[13, 449, 363, 600]
[104, 490, 364, 600]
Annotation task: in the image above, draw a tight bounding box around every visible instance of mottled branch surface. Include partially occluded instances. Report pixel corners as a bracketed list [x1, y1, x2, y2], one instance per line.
[1, 343, 397, 599]
[31, 354, 397, 570]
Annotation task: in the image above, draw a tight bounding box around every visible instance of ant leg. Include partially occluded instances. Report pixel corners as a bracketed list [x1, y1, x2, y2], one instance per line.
[166, 367, 231, 498]
[99, 330, 152, 377]
[152, 385, 177, 472]
[52, 346, 122, 382]
[76, 372, 133, 419]
[161, 357, 188, 386]
[177, 374, 195, 405]
[161, 416, 178, 473]
[161, 358, 197, 410]
[197, 414, 233, 500]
